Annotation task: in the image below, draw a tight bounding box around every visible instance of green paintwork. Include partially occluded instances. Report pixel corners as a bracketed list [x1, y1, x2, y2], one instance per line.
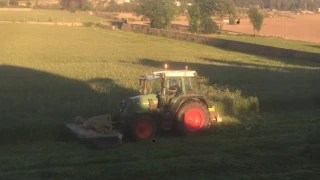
[126, 94, 158, 115]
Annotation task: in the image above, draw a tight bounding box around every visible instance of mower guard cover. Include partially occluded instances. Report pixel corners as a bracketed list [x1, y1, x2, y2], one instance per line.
[65, 123, 123, 149]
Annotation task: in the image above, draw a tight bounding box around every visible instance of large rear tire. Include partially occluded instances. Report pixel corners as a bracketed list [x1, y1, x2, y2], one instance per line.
[175, 101, 211, 136]
[129, 114, 157, 141]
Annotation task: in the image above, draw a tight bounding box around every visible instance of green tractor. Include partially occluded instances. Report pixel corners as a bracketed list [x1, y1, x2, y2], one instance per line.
[66, 65, 222, 148]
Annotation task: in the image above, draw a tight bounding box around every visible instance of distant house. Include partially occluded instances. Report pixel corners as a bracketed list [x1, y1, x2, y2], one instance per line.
[223, 19, 229, 24]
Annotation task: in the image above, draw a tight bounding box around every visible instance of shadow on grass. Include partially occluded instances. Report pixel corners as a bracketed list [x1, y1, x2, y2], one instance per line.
[202, 57, 320, 72]
[0, 65, 219, 146]
[137, 58, 320, 113]
[305, 44, 320, 49]
[0, 65, 138, 145]
[210, 42, 320, 68]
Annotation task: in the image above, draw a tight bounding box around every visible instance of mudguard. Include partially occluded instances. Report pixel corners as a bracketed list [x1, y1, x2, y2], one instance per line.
[170, 94, 209, 115]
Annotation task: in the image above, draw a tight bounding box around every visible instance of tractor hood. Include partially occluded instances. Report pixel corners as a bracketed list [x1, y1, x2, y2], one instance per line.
[123, 94, 158, 114]
[129, 94, 158, 100]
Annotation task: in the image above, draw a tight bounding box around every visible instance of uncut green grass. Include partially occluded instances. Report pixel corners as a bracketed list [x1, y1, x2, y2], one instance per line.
[0, 23, 319, 179]
[0, 112, 319, 180]
[212, 34, 320, 53]
[0, 9, 107, 23]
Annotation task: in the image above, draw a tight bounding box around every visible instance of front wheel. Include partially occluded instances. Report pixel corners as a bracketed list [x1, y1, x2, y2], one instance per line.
[175, 101, 211, 136]
[129, 114, 157, 141]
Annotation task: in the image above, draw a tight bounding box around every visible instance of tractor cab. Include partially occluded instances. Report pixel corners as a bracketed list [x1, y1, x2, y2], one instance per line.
[138, 65, 198, 110]
[138, 72, 196, 95]
[153, 69, 197, 96]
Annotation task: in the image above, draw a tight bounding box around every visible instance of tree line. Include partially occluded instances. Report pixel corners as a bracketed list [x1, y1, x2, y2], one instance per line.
[1, 0, 319, 12]
[135, 0, 264, 36]
[104, 0, 320, 13]
[57, 0, 295, 36]
[232, 0, 320, 11]
[0, 0, 32, 7]
[54, 0, 320, 13]
[0, 0, 313, 36]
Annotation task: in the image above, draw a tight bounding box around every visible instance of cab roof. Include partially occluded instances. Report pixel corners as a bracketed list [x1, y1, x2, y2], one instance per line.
[153, 70, 197, 77]
[138, 70, 197, 80]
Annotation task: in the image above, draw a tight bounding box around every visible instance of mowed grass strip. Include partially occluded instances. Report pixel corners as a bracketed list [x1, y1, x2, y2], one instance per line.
[0, 9, 107, 23]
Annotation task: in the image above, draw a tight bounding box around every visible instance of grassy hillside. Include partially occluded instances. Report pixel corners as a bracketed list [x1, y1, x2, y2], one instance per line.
[0, 9, 107, 23]
[0, 23, 319, 179]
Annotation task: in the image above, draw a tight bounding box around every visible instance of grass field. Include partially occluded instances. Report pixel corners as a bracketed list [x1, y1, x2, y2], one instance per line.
[1, 23, 320, 179]
[211, 34, 320, 54]
[0, 9, 107, 23]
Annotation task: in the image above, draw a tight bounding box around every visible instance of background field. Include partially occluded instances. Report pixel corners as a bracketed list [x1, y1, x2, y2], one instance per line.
[1, 23, 319, 179]
[222, 14, 320, 43]
[171, 14, 320, 44]
[121, 12, 320, 44]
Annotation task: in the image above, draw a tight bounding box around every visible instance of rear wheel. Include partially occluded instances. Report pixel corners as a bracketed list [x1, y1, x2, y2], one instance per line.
[175, 101, 211, 136]
[129, 114, 157, 141]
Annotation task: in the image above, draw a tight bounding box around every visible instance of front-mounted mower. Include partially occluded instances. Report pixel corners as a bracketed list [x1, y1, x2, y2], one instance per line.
[65, 64, 222, 148]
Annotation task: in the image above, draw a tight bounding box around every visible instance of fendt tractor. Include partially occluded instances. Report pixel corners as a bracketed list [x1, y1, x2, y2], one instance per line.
[66, 64, 222, 148]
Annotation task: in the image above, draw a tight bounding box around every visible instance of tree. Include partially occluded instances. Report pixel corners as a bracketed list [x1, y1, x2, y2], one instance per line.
[200, 16, 219, 34]
[189, 0, 233, 34]
[26, 1, 32, 7]
[60, 0, 92, 11]
[188, 0, 216, 34]
[34, 0, 38, 9]
[79, 0, 92, 11]
[106, 0, 120, 12]
[214, 0, 237, 32]
[248, 7, 264, 36]
[135, 0, 177, 29]
[0, 0, 7, 7]
[9, 0, 18, 6]
[231, 0, 320, 11]
[188, 3, 200, 33]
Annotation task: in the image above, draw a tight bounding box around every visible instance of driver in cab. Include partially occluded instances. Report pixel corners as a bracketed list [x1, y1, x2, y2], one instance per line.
[168, 79, 180, 95]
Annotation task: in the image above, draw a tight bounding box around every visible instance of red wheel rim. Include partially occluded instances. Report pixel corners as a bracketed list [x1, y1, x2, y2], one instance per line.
[184, 108, 204, 132]
[136, 120, 153, 139]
